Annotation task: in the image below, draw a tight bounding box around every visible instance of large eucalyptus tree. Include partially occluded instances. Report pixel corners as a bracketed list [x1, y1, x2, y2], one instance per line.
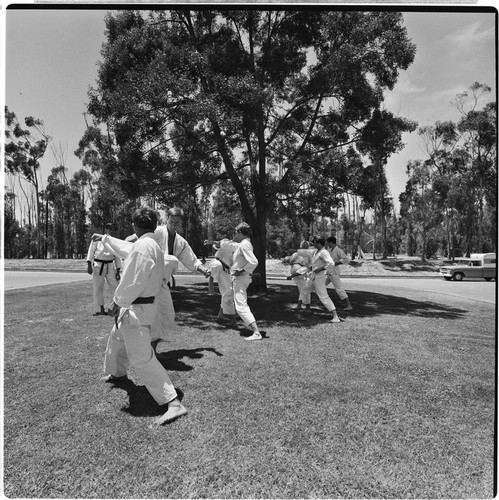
[85, 9, 416, 287]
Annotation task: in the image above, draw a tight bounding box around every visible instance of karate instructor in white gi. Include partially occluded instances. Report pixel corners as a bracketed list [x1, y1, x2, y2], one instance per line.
[104, 207, 187, 425]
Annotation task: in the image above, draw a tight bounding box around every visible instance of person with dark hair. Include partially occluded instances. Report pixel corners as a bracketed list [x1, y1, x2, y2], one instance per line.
[326, 236, 353, 311]
[86, 223, 121, 316]
[231, 222, 262, 340]
[102, 206, 187, 425]
[309, 237, 342, 323]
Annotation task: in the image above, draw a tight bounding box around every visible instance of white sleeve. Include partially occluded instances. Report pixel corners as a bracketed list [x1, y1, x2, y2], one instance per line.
[86, 241, 96, 262]
[240, 242, 258, 273]
[176, 237, 203, 272]
[322, 250, 335, 272]
[102, 235, 133, 261]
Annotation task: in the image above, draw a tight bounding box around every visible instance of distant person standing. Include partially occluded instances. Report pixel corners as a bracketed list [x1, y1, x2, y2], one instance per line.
[86, 223, 121, 316]
[104, 207, 187, 425]
[326, 236, 353, 311]
[231, 223, 262, 341]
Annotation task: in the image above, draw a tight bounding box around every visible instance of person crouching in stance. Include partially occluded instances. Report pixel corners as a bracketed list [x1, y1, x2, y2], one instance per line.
[231, 223, 262, 341]
[104, 207, 187, 425]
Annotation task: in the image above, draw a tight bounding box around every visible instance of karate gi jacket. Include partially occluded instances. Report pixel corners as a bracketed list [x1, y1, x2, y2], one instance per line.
[328, 246, 349, 275]
[86, 240, 121, 270]
[101, 235, 179, 283]
[311, 248, 335, 274]
[153, 226, 203, 272]
[231, 238, 258, 275]
[113, 233, 165, 326]
[215, 239, 239, 270]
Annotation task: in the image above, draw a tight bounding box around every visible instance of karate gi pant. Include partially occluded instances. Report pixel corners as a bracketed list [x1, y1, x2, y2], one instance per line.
[217, 271, 235, 315]
[150, 281, 177, 342]
[292, 275, 311, 305]
[312, 272, 336, 312]
[104, 309, 177, 406]
[232, 274, 256, 327]
[327, 272, 349, 301]
[210, 261, 235, 315]
[92, 262, 119, 308]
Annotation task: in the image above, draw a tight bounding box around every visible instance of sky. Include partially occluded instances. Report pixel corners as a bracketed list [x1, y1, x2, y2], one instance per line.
[3, 6, 497, 212]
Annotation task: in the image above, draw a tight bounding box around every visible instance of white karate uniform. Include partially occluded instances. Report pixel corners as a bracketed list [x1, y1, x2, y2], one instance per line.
[102, 227, 202, 340]
[231, 238, 258, 326]
[152, 226, 203, 336]
[311, 248, 336, 312]
[104, 233, 177, 406]
[327, 246, 350, 301]
[210, 240, 238, 315]
[86, 240, 121, 309]
[288, 249, 314, 305]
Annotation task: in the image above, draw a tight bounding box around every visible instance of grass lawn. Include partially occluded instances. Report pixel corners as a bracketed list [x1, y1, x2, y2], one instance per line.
[4, 279, 496, 498]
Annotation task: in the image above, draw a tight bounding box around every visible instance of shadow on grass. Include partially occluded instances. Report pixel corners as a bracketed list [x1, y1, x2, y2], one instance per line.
[155, 347, 223, 371]
[107, 282, 466, 419]
[172, 281, 467, 329]
[342, 289, 467, 319]
[108, 347, 221, 418]
[114, 382, 186, 418]
[108, 342, 223, 417]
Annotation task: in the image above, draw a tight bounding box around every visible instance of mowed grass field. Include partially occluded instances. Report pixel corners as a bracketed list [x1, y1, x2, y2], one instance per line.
[4, 278, 496, 498]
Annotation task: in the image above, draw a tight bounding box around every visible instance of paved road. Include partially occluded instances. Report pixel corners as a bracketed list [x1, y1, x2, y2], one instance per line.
[4, 271, 496, 305]
[339, 277, 496, 305]
[4, 271, 91, 290]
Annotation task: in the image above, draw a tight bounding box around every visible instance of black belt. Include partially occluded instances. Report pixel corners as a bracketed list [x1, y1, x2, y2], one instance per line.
[113, 296, 155, 328]
[94, 258, 114, 276]
[132, 296, 155, 304]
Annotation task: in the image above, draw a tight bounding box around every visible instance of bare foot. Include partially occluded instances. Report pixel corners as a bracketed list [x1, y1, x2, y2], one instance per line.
[245, 332, 262, 341]
[329, 316, 344, 323]
[154, 402, 187, 425]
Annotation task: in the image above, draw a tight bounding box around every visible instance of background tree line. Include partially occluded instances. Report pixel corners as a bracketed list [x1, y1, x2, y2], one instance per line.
[4, 10, 496, 286]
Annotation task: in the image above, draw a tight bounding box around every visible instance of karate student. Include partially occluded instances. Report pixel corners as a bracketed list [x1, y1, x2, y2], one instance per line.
[104, 207, 187, 425]
[93, 207, 210, 342]
[205, 238, 239, 326]
[310, 237, 342, 323]
[284, 240, 313, 311]
[149, 207, 210, 337]
[86, 223, 121, 316]
[231, 223, 262, 341]
[326, 236, 353, 311]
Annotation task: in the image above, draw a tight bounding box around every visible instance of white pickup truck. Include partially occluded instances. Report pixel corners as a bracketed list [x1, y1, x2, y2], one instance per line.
[439, 253, 496, 281]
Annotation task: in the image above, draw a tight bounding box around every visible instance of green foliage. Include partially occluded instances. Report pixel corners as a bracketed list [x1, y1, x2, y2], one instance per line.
[83, 9, 417, 284]
[3, 191, 20, 258]
[399, 83, 497, 259]
[210, 181, 243, 239]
